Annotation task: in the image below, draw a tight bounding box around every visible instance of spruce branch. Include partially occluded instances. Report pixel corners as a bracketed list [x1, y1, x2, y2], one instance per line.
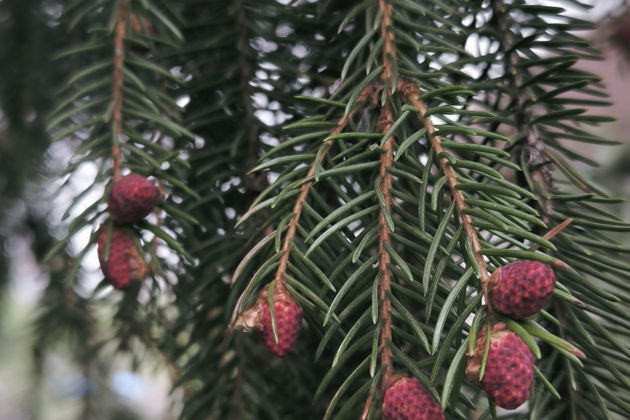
[111, 0, 129, 181]
[375, 0, 398, 395]
[271, 87, 374, 292]
[45, 0, 193, 267]
[378, 0, 397, 87]
[490, 0, 554, 222]
[376, 106, 395, 389]
[376, 0, 396, 394]
[469, 2, 630, 417]
[487, 2, 595, 413]
[402, 81, 493, 311]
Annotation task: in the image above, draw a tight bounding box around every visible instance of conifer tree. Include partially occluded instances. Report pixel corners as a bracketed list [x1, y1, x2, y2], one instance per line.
[39, 0, 630, 419]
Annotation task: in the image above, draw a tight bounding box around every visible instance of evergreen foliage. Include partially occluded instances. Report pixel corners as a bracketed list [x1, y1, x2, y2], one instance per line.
[33, 0, 630, 419]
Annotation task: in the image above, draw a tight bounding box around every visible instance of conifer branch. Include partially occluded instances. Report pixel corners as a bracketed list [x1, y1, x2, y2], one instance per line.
[402, 82, 493, 310]
[378, 0, 397, 86]
[272, 87, 374, 290]
[488, 6, 588, 415]
[374, 0, 398, 391]
[272, 157, 327, 290]
[111, 0, 129, 181]
[490, 0, 554, 221]
[377, 107, 395, 388]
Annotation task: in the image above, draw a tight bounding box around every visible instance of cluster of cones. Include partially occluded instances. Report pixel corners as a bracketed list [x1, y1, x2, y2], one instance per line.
[97, 174, 162, 290]
[382, 260, 557, 419]
[242, 260, 558, 419]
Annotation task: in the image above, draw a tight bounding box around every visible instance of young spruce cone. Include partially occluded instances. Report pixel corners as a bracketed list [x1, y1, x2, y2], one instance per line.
[382, 376, 445, 420]
[235, 285, 303, 357]
[466, 323, 535, 410]
[108, 174, 162, 223]
[97, 225, 147, 290]
[489, 260, 556, 318]
[258, 287, 302, 356]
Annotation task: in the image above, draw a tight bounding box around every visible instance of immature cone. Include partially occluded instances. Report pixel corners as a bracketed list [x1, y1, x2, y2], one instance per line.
[382, 376, 445, 420]
[256, 286, 303, 357]
[97, 225, 147, 289]
[466, 323, 535, 410]
[108, 174, 162, 223]
[489, 260, 556, 318]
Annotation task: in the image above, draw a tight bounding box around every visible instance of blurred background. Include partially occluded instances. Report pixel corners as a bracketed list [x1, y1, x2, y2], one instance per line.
[1, 0, 630, 419]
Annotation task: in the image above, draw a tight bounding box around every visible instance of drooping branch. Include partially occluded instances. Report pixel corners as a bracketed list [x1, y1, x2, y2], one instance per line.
[401, 81, 493, 310]
[376, 107, 395, 388]
[111, 0, 129, 181]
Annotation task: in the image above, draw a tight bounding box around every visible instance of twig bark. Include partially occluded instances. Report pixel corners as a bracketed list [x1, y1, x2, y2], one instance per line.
[401, 81, 493, 310]
[112, 0, 129, 180]
[271, 87, 374, 290]
[377, 107, 395, 389]
[375, 0, 398, 392]
[378, 0, 397, 85]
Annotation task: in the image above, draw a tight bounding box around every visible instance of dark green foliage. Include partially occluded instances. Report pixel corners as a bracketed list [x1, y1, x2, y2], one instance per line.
[28, 0, 630, 419]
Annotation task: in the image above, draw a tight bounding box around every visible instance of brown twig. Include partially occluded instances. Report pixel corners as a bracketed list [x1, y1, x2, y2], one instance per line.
[271, 87, 374, 291]
[401, 81, 493, 310]
[378, 0, 397, 86]
[374, 0, 398, 393]
[359, 393, 373, 420]
[376, 107, 395, 390]
[112, 0, 129, 181]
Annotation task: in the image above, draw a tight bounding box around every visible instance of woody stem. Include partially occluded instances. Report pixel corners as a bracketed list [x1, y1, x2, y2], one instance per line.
[402, 82, 493, 311]
[111, 0, 128, 180]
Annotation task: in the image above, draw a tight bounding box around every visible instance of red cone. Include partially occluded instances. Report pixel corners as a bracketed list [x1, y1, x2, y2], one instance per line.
[466, 323, 535, 409]
[108, 174, 161, 223]
[258, 287, 302, 357]
[490, 260, 555, 318]
[382, 376, 445, 420]
[97, 225, 147, 289]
